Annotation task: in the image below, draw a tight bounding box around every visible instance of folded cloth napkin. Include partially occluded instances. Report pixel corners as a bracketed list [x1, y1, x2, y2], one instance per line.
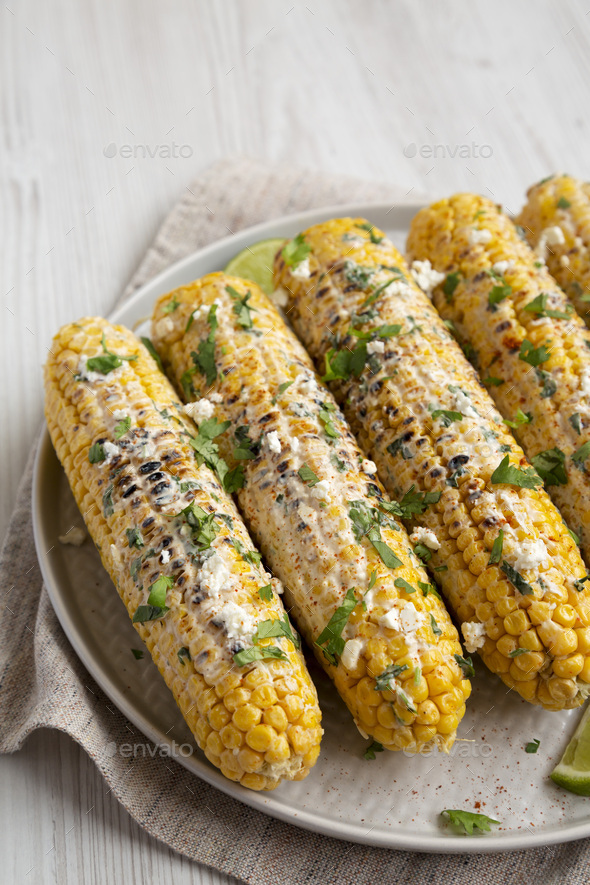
[1, 157, 588, 885]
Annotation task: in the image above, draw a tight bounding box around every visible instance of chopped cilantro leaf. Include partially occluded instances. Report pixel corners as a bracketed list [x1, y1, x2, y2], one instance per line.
[226, 284, 257, 329]
[191, 304, 218, 385]
[233, 645, 286, 666]
[569, 412, 583, 436]
[141, 337, 163, 371]
[509, 648, 528, 657]
[488, 282, 511, 310]
[430, 614, 442, 636]
[298, 463, 320, 486]
[258, 584, 273, 601]
[572, 441, 590, 465]
[363, 740, 384, 760]
[535, 367, 557, 398]
[131, 648, 144, 660]
[282, 234, 311, 268]
[453, 654, 475, 677]
[374, 663, 408, 691]
[483, 375, 505, 386]
[223, 464, 246, 493]
[394, 577, 415, 594]
[88, 442, 106, 463]
[189, 417, 231, 481]
[524, 293, 571, 319]
[431, 409, 463, 427]
[147, 575, 174, 608]
[525, 738, 540, 754]
[114, 416, 131, 439]
[441, 809, 500, 835]
[491, 455, 542, 488]
[315, 588, 357, 664]
[443, 272, 461, 302]
[132, 604, 169, 623]
[531, 447, 568, 485]
[162, 295, 179, 314]
[488, 529, 504, 565]
[557, 196, 571, 209]
[177, 646, 191, 664]
[519, 339, 549, 367]
[501, 561, 534, 595]
[126, 527, 144, 549]
[356, 221, 384, 244]
[504, 408, 533, 429]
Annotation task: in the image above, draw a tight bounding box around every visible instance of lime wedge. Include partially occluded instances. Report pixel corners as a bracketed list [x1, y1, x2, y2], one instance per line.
[224, 238, 286, 295]
[551, 703, 590, 795]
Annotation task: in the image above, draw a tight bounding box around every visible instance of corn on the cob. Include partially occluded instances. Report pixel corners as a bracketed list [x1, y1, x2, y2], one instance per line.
[517, 174, 590, 325]
[277, 217, 590, 711]
[44, 318, 322, 790]
[151, 273, 471, 753]
[408, 194, 590, 567]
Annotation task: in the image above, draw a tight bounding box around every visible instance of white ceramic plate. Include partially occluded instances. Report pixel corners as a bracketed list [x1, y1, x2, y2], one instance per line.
[33, 202, 590, 854]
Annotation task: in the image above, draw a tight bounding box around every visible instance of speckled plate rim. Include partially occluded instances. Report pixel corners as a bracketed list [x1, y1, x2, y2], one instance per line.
[32, 201, 590, 854]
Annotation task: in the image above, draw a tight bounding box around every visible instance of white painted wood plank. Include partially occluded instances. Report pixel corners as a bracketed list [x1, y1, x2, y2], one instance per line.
[2, 0, 590, 881]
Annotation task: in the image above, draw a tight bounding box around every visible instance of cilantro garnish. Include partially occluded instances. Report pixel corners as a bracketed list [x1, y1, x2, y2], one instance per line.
[258, 584, 273, 601]
[500, 561, 534, 595]
[509, 648, 528, 657]
[226, 285, 257, 329]
[330, 452, 347, 472]
[413, 543, 431, 563]
[488, 529, 504, 565]
[374, 663, 408, 692]
[86, 333, 138, 375]
[574, 575, 590, 592]
[315, 588, 358, 664]
[519, 339, 549, 367]
[431, 409, 463, 427]
[557, 196, 571, 209]
[535, 368, 557, 398]
[298, 463, 320, 486]
[223, 464, 246, 493]
[524, 293, 571, 319]
[572, 441, 590, 465]
[483, 375, 505, 386]
[191, 304, 218, 385]
[180, 366, 197, 399]
[319, 401, 340, 439]
[441, 809, 500, 835]
[147, 575, 174, 608]
[379, 486, 441, 519]
[133, 603, 169, 623]
[102, 484, 114, 518]
[488, 282, 511, 310]
[363, 740, 384, 761]
[525, 738, 540, 754]
[430, 614, 442, 636]
[531, 447, 568, 485]
[126, 527, 144, 549]
[569, 412, 582, 435]
[348, 501, 403, 568]
[114, 416, 131, 439]
[356, 221, 383, 244]
[141, 336, 163, 371]
[453, 655, 475, 678]
[131, 648, 144, 660]
[162, 294, 179, 314]
[189, 416, 231, 481]
[177, 646, 191, 664]
[88, 442, 106, 463]
[490, 455, 542, 488]
[323, 342, 368, 382]
[344, 261, 375, 290]
[394, 577, 415, 594]
[233, 646, 286, 666]
[282, 234, 311, 267]
[178, 502, 219, 551]
[443, 272, 461, 302]
[233, 425, 262, 460]
[254, 613, 300, 649]
[504, 408, 533, 429]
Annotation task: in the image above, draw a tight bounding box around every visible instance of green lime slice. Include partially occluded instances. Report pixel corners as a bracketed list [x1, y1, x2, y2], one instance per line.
[224, 237, 286, 295]
[551, 703, 590, 795]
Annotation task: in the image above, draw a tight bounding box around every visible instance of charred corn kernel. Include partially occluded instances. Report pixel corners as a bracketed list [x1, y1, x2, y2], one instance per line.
[276, 216, 590, 710]
[44, 317, 322, 791]
[408, 193, 590, 569]
[517, 174, 590, 326]
[152, 274, 469, 753]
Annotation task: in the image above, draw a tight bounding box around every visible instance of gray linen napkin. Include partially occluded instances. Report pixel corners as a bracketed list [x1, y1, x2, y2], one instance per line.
[1, 157, 588, 885]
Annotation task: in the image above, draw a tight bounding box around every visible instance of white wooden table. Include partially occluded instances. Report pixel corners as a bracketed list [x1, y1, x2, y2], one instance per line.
[2, 0, 590, 881]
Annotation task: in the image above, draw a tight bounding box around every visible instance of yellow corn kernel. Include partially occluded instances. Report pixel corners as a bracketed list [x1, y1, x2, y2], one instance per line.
[496, 634, 518, 657]
[438, 713, 459, 734]
[496, 597, 518, 618]
[372, 725, 394, 744]
[279, 694, 304, 722]
[414, 724, 438, 745]
[426, 666, 453, 696]
[554, 604, 577, 629]
[251, 685, 278, 709]
[241, 773, 269, 791]
[232, 703, 262, 732]
[288, 724, 316, 755]
[262, 705, 288, 732]
[246, 724, 276, 753]
[237, 746, 264, 773]
[553, 654, 584, 678]
[538, 622, 578, 656]
[503, 609, 530, 636]
[208, 703, 232, 731]
[206, 731, 224, 757]
[265, 733, 291, 764]
[376, 703, 398, 729]
[575, 627, 590, 655]
[220, 724, 244, 750]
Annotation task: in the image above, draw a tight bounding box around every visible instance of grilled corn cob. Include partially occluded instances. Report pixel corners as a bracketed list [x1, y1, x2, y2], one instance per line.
[408, 194, 590, 566]
[277, 217, 590, 711]
[44, 317, 322, 790]
[152, 273, 471, 753]
[517, 174, 590, 325]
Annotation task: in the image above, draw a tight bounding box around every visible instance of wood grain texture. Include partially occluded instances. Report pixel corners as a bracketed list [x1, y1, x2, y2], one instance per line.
[2, 0, 590, 880]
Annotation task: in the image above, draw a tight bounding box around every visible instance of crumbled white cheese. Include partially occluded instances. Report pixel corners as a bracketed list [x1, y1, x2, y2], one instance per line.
[213, 602, 255, 641]
[209, 392, 223, 403]
[112, 409, 127, 420]
[579, 372, 590, 398]
[385, 279, 409, 297]
[537, 225, 566, 259]
[560, 254, 570, 267]
[461, 621, 486, 653]
[492, 260, 513, 275]
[267, 430, 282, 454]
[450, 386, 479, 418]
[361, 459, 377, 475]
[410, 259, 445, 296]
[154, 316, 175, 339]
[198, 552, 231, 600]
[380, 608, 401, 631]
[469, 228, 493, 245]
[160, 549, 171, 564]
[102, 441, 119, 465]
[311, 479, 331, 501]
[367, 340, 385, 355]
[400, 602, 422, 634]
[410, 527, 440, 550]
[189, 305, 209, 323]
[291, 437, 301, 453]
[183, 398, 215, 424]
[59, 527, 86, 546]
[340, 638, 364, 671]
[290, 257, 311, 279]
[511, 538, 548, 573]
[294, 373, 315, 391]
[76, 355, 104, 384]
[270, 287, 289, 308]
